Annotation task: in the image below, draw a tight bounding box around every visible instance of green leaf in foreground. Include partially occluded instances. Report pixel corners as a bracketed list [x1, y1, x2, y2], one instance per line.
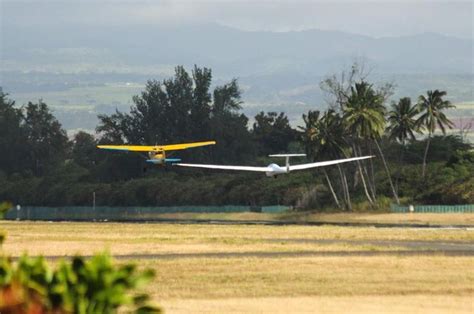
[0, 253, 161, 313]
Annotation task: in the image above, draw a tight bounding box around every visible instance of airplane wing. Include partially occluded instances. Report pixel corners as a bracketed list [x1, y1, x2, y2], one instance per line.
[97, 141, 216, 152]
[160, 141, 216, 151]
[97, 145, 156, 152]
[289, 156, 374, 171]
[175, 163, 270, 172]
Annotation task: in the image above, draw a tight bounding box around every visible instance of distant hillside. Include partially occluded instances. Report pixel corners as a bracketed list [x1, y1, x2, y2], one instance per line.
[1, 23, 472, 130]
[3, 23, 472, 75]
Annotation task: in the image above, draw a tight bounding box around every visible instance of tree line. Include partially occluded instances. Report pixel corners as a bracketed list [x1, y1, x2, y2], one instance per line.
[300, 64, 466, 210]
[0, 64, 472, 209]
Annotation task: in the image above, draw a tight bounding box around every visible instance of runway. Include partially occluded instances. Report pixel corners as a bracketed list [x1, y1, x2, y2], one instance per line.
[27, 238, 474, 260]
[10, 218, 474, 229]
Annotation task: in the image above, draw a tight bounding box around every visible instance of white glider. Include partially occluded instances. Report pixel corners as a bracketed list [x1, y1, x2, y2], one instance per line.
[175, 154, 374, 177]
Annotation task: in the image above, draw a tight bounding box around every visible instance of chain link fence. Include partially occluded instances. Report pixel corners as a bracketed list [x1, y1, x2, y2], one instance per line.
[391, 204, 474, 213]
[5, 205, 290, 221]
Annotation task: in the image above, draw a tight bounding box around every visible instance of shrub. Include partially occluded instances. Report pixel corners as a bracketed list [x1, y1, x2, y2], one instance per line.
[0, 201, 161, 313]
[0, 254, 161, 313]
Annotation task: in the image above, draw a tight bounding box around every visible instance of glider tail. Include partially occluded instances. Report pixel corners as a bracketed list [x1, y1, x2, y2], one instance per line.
[268, 154, 306, 173]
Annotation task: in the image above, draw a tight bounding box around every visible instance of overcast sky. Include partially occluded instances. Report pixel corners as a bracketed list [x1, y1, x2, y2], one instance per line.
[2, 0, 473, 39]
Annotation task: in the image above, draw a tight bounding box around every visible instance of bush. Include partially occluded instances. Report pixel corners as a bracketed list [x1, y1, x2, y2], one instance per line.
[0, 254, 161, 313]
[0, 201, 161, 313]
[350, 196, 392, 212]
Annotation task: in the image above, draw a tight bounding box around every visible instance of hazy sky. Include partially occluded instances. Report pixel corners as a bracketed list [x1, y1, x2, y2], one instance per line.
[2, 0, 473, 39]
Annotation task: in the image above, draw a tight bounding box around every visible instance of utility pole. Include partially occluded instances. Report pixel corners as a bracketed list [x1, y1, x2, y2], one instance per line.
[16, 204, 21, 221]
[93, 191, 96, 221]
[93, 191, 96, 210]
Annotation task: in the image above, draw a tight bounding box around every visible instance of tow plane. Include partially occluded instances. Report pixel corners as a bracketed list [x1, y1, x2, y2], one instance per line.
[97, 141, 216, 165]
[175, 154, 374, 177]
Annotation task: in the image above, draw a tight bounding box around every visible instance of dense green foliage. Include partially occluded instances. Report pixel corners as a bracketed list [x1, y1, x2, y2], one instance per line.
[0, 97, 69, 177]
[0, 202, 162, 314]
[0, 204, 161, 313]
[253, 111, 297, 156]
[0, 65, 472, 209]
[0, 255, 161, 313]
[96, 66, 256, 164]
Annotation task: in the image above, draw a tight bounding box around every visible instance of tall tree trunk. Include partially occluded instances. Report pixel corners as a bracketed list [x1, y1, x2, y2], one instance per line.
[337, 164, 351, 211]
[362, 164, 376, 201]
[368, 144, 377, 198]
[357, 161, 374, 204]
[395, 142, 405, 194]
[342, 169, 352, 211]
[422, 133, 431, 178]
[360, 144, 376, 201]
[353, 144, 374, 204]
[336, 165, 347, 209]
[374, 139, 400, 205]
[323, 169, 341, 209]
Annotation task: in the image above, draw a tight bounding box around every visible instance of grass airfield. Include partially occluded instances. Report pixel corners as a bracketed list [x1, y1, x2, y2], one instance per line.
[142, 212, 474, 226]
[1, 218, 473, 313]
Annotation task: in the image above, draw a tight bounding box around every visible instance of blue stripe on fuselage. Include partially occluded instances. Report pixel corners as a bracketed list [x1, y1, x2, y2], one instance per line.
[146, 159, 162, 164]
[146, 158, 181, 164]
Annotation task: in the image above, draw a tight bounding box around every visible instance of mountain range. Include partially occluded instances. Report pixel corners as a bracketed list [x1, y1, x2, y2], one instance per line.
[1, 23, 472, 129]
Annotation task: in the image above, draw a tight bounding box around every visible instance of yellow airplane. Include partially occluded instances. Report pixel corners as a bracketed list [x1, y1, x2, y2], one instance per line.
[97, 141, 216, 164]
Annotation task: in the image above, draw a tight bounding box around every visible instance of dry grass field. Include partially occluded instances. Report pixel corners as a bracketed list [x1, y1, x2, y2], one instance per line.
[142, 212, 474, 226]
[1, 220, 473, 313]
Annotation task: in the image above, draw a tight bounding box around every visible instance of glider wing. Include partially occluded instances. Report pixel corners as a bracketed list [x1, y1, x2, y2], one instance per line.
[289, 156, 374, 171]
[175, 163, 270, 172]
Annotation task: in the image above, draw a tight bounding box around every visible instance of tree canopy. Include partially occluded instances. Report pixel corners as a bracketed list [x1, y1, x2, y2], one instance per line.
[0, 65, 472, 208]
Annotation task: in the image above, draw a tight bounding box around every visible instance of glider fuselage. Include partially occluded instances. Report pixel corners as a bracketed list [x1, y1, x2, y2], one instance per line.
[265, 163, 289, 177]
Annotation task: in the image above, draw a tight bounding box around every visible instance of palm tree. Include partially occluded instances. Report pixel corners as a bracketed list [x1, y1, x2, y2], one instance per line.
[387, 97, 420, 194]
[387, 97, 420, 146]
[344, 81, 386, 140]
[344, 81, 385, 204]
[300, 110, 351, 210]
[416, 90, 454, 178]
[319, 110, 353, 210]
[344, 81, 400, 205]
